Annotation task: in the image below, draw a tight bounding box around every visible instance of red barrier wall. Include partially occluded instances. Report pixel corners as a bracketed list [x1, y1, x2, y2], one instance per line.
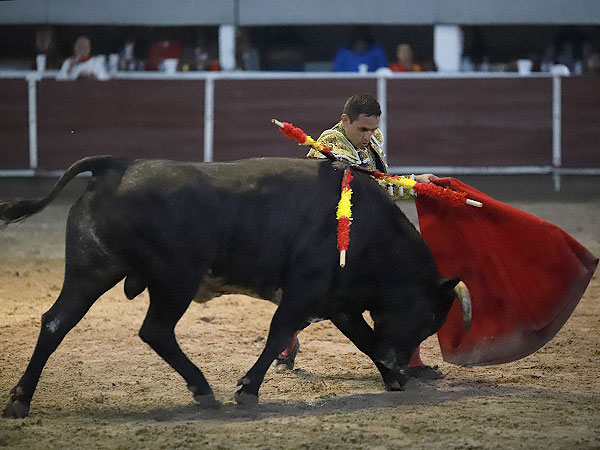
[386, 78, 553, 167]
[0, 79, 29, 169]
[562, 76, 600, 168]
[36, 79, 205, 170]
[212, 79, 376, 161]
[0, 76, 598, 172]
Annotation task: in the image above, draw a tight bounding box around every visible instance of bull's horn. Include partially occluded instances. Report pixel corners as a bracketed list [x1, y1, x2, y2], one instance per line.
[455, 281, 472, 332]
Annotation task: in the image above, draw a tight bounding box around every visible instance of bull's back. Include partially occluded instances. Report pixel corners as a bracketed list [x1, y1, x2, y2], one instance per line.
[85, 158, 338, 288]
[113, 157, 323, 197]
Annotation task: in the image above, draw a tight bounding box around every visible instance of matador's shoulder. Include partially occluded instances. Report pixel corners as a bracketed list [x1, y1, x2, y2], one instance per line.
[306, 128, 361, 164]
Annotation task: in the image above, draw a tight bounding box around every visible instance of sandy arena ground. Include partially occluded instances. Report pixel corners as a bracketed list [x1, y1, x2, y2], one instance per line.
[0, 175, 599, 449]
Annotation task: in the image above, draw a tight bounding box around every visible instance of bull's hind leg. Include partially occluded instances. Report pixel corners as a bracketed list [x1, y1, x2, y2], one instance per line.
[3, 199, 127, 418]
[3, 268, 123, 418]
[139, 285, 220, 409]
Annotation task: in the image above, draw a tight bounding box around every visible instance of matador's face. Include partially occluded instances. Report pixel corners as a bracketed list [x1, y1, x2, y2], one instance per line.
[341, 113, 380, 149]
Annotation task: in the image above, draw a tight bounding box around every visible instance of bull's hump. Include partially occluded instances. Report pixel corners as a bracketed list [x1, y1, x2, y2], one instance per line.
[204, 158, 323, 191]
[117, 160, 200, 193]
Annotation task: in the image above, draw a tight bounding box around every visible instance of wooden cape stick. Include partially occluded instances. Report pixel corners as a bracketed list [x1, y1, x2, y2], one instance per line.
[271, 119, 483, 208]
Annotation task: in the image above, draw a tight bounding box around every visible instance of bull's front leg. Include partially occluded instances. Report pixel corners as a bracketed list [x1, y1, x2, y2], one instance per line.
[330, 312, 407, 391]
[235, 307, 301, 407]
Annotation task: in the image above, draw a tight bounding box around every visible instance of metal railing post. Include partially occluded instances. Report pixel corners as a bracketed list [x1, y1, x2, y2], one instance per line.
[552, 73, 562, 192]
[204, 76, 215, 162]
[376, 74, 387, 158]
[27, 75, 39, 170]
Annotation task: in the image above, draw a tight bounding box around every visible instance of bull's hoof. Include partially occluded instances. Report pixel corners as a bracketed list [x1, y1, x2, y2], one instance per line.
[235, 377, 259, 407]
[193, 393, 221, 409]
[384, 380, 406, 392]
[3, 387, 30, 418]
[3, 399, 29, 418]
[383, 371, 408, 392]
[234, 390, 259, 408]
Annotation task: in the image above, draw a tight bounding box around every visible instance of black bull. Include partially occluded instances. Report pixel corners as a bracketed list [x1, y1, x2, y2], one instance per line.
[1, 156, 470, 417]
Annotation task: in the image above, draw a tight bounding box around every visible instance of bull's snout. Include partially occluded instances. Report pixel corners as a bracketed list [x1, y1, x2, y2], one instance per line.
[455, 281, 472, 332]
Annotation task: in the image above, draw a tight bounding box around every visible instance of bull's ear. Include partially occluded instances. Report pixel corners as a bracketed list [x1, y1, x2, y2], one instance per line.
[439, 276, 460, 293]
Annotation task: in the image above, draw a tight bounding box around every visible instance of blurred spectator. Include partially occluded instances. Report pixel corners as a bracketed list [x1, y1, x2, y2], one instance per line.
[557, 41, 576, 72]
[580, 41, 595, 75]
[34, 26, 63, 70]
[333, 28, 387, 72]
[478, 56, 491, 72]
[57, 36, 109, 81]
[236, 28, 260, 71]
[460, 55, 475, 72]
[145, 39, 182, 71]
[585, 52, 600, 75]
[119, 37, 137, 71]
[389, 43, 423, 72]
[180, 31, 220, 71]
[553, 28, 589, 74]
[540, 44, 556, 72]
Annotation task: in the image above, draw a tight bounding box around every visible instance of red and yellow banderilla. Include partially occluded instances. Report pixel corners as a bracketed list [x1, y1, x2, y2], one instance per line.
[336, 168, 353, 267]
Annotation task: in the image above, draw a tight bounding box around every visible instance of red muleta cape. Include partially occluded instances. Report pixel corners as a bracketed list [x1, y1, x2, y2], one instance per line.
[415, 178, 598, 366]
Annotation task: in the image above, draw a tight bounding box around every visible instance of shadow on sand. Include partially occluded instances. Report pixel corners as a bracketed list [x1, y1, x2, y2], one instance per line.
[53, 377, 596, 424]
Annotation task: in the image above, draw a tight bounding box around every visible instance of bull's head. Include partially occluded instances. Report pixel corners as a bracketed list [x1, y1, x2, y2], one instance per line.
[370, 277, 472, 372]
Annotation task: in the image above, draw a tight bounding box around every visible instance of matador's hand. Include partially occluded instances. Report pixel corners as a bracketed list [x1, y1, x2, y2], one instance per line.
[414, 174, 438, 184]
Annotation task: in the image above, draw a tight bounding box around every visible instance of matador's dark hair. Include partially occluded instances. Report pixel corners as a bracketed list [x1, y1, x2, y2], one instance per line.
[342, 93, 381, 123]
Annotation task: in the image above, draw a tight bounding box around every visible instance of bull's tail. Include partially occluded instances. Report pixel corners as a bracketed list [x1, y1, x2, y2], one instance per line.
[0, 155, 128, 227]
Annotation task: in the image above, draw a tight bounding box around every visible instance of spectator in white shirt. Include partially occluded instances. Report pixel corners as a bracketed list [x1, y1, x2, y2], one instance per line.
[57, 36, 109, 81]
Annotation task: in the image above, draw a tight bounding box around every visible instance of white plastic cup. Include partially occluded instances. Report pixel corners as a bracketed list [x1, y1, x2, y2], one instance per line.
[108, 53, 119, 74]
[36, 54, 46, 73]
[517, 59, 533, 75]
[95, 55, 107, 74]
[163, 58, 178, 74]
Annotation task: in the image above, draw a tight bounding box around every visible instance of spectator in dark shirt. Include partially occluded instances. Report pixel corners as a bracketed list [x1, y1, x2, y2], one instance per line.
[34, 26, 63, 70]
[333, 28, 387, 72]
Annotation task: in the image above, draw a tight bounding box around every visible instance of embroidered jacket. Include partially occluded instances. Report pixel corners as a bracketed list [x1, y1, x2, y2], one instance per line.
[306, 121, 412, 200]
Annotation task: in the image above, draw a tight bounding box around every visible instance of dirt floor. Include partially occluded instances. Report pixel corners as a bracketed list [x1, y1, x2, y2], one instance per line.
[0, 175, 599, 449]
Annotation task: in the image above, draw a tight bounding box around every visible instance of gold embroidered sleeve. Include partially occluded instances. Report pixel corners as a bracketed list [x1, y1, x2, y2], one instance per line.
[373, 128, 384, 147]
[306, 130, 361, 165]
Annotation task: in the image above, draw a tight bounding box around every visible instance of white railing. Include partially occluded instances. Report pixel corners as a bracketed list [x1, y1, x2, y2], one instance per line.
[1, 69, 598, 191]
